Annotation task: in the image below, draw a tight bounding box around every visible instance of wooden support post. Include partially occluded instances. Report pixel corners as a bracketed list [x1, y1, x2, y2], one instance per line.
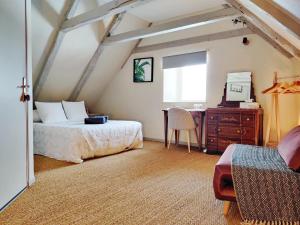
[68, 14, 124, 101]
[33, 0, 80, 100]
[274, 94, 281, 141]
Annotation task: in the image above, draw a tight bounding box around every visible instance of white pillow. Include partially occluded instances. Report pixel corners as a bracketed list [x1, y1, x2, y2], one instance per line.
[62, 101, 88, 122]
[33, 109, 41, 122]
[35, 102, 68, 124]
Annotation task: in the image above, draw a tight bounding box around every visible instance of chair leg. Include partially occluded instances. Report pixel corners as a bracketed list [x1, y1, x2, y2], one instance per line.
[223, 201, 231, 216]
[186, 130, 190, 153]
[168, 129, 174, 149]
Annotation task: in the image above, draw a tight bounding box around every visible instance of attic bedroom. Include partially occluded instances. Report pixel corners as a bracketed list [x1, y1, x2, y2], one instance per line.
[1, 0, 300, 224]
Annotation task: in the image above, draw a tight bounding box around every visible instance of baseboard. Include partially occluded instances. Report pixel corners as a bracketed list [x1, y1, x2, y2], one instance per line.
[0, 187, 27, 212]
[143, 137, 206, 149]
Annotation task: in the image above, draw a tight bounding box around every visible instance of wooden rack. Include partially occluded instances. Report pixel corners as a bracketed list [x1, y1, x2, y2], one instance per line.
[262, 72, 300, 146]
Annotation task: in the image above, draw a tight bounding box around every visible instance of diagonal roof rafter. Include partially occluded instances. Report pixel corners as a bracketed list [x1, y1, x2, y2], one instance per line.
[68, 13, 125, 101]
[33, 0, 80, 100]
[226, 0, 300, 58]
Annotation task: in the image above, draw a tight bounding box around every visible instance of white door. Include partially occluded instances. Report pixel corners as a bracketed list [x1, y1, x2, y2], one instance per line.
[0, 0, 28, 210]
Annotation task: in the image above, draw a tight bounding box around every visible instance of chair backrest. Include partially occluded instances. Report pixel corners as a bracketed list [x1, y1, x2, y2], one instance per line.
[168, 107, 196, 130]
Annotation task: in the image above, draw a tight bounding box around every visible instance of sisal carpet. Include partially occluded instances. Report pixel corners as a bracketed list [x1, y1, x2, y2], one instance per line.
[0, 141, 241, 225]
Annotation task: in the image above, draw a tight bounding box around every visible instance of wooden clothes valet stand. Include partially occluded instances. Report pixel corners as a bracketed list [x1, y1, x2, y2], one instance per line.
[262, 72, 300, 147]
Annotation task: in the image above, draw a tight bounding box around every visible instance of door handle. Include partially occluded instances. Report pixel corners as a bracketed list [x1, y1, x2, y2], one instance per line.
[17, 77, 30, 102]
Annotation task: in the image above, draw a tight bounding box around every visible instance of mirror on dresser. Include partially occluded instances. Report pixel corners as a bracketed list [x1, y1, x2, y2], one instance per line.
[218, 72, 256, 108]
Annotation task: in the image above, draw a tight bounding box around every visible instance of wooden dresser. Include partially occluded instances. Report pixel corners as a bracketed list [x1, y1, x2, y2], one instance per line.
[206, 108, 263, 153]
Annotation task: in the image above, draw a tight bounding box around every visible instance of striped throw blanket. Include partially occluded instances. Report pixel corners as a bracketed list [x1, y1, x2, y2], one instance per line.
[231, 144, 300, 225]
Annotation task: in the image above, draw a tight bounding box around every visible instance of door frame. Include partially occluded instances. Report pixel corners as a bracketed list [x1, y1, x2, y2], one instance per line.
[0, 0, 34, 212]
[25, 0, 35, 187]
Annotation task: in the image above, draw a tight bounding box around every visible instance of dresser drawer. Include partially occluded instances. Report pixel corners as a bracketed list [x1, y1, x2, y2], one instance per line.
[207, 125, 217, 137]
[242, 127, 255, 140]
[218, 126, 242, 138]
[219, 113, 240, 124]
[218, 138, 241, 151]
[241, 114, 255, 127]
[207, 113, 218, 124]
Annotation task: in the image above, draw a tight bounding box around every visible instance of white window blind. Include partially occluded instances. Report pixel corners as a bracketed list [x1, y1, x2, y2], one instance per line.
[162, 51, 207, 69]
[163, 51, 207, 103]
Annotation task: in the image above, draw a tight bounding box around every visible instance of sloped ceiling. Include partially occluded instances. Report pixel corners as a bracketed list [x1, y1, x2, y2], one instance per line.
[32, 0, 148, 108]
[239, 0, 300, 49]
[32, 0, 300, 110]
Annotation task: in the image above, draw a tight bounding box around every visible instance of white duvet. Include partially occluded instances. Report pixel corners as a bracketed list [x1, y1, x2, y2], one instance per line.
[33, 120, 143, 163]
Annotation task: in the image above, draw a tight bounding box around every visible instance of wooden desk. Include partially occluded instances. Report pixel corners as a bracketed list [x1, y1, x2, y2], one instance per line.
[163, 109, 206, 149]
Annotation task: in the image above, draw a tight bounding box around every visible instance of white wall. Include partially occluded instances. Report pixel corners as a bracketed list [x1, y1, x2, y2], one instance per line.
[95, 20, 300, 143]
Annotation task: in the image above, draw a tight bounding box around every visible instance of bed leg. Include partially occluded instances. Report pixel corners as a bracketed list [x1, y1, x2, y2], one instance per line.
[223, 201, 231, 216]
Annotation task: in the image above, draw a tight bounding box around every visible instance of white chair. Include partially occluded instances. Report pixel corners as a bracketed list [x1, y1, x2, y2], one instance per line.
[167, 107, 197, 153]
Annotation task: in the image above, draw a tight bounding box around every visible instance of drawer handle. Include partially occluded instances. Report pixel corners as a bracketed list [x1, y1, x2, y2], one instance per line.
[237, 129, 241, 134]
[210, 139, 214, 143]
[217, 128, 221, 132]
[246, 117, 250, 121]
[210, 116, 214, 120]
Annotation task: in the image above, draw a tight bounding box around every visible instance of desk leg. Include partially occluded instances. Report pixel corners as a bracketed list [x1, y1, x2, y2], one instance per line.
[198, 113, 203, 150]
[164, 111, 168, 148]
[175, 130, 179, 146]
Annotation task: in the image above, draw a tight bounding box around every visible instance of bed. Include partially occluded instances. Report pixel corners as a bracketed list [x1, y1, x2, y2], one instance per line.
[33, 120, 143, 163]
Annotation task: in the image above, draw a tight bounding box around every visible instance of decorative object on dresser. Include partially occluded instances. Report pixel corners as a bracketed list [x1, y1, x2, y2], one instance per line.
[218, 72, 256, 108]
[206, 108, 263, 153]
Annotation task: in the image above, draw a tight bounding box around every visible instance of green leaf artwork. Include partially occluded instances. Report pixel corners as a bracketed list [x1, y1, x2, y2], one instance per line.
[133, 58, 153, 82]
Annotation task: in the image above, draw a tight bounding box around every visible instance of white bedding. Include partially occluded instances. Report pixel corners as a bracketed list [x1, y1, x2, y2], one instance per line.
[33, 120, 143, 163]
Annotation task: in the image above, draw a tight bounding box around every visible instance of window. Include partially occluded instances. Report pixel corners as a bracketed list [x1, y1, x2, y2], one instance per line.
[163, 51, 207, 102]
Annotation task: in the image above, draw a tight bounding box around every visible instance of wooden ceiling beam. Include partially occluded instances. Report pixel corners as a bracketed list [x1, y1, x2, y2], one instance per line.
[250, 0, 300, 39]
[226, 0, 300, 57]
[68, 14, 124, 101]
[33, 0, 80, 100]
[61, 0, 152, 32]
[133, 28, 253, 53]
[120, 23, 152, 69]
[103, 7, 239, 46]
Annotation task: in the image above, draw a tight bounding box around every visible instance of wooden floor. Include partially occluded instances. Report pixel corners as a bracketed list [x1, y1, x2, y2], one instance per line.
[0, 141, 241, 225]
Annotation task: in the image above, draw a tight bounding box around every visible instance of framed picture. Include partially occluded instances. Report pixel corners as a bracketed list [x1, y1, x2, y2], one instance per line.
[133, 57, 153, 82]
